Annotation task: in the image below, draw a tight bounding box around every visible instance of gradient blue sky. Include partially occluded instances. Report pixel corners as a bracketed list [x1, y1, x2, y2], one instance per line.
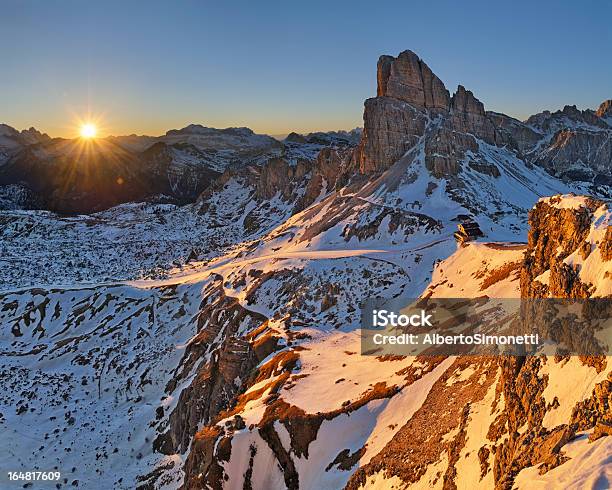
[1, 0, 610, 137]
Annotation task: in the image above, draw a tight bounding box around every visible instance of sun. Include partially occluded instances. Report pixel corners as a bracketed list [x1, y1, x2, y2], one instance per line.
[80, 123, 97, 139]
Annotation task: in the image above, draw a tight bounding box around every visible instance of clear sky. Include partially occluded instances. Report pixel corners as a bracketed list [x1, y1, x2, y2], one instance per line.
[1, 0, 610, 138]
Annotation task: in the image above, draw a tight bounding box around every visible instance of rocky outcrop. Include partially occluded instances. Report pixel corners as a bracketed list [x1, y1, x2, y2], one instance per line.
[356, 50, 450, 174]
[345, 358, 498, 490]
[491, 196, 611, 488]
[422, 86, 504, 178]
[357, 50, 450, 174]
[356, 50, 505, 178]
[424, 126, 479, 177]
[493, 356, 580, 489]
[357, 50, 612, 188]
[355, 96, 428, 173]
[255, 157, 310, 200]
[526, 104, 609, 133]
[153, 281, 265, 456]
[449, 85, 498, 145]
[376, 51, 450, 110]
[205, 137, 358, 212]
[297, 146, 354, 209]
[596, 99, 612, 119]
[521, 196, 604, 298]
[518, 102, 612, 184]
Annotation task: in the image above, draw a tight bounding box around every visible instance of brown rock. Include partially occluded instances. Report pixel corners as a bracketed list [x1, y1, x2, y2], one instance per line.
[377, 50, 450, 111]
[486, 111, 541, 154]
[450, 85, 498, 144]
[297, 147, 354, 209]
[520, 197, 604, 299]
[532, 129, 612, 180]
[571, 376, 611, 431]
[599, 226, 612, 261]
[153, 282, 264, 455]
[356, 96, 428, 173]
[424, 126, 479, 177]
[357, 50, 505, 177]
[588, 421, 612, 442]
[181, 426, 225, 490]
[596, 99, 612, 119]
[256, 157, 310, 200]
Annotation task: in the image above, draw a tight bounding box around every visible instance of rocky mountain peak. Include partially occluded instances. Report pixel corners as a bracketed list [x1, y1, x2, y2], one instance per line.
[376, 50, 450, 111]
[358, 50, 612, 186]
[522, 195, 608, 299]
[561, 104, 582, 118]
[0, 123, 49, 142]
[451, 85, 485, 116]
[357, 50, 502, 175]
[19, 126, 51, 144]
[0, 123, 20, 137]
[0, 124, 50, 155]
[596, 99, 612, 119]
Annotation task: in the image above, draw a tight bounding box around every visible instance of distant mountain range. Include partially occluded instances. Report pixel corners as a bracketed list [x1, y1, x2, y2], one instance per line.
[0, 124, 359, 213]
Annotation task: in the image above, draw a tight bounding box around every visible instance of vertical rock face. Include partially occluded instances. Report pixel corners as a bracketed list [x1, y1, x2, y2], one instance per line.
[521, 196, 606, 299]
[377, 50, 450, 110]
[519, 101, 612, 185]
[423, 128, 477, 177]
[376, 55, 394, 97]
[357, 50, 451, 174]
[449, 85, 498, 145]
[451, 84, 485, 115]
[358, 50, 611, 185]
[297, 146, 354, 209]
[355, 97, 428, 173]
[423, 86, 501, 178]
[533, 129, 612, 183]
[152, 283, 264, 456]
[356, 50, 502, 177]
[255, 157, 305, 200]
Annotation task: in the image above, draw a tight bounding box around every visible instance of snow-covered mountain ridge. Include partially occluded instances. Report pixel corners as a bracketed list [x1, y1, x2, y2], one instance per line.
[2, 194, 609, 489]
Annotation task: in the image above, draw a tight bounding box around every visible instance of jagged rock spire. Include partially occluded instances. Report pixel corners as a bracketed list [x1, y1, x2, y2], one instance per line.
[357, 50, 499, 175]
[376, 50, 450, 111]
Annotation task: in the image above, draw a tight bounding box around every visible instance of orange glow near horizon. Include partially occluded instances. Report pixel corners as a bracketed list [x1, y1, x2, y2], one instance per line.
[71, 112, 106, 139]
[80, 123, 97, 139]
